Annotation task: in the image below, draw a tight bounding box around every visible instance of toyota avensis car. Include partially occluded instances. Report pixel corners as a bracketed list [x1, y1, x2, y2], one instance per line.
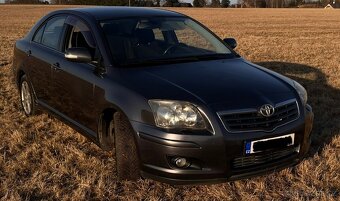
[12, 7, 314, 184]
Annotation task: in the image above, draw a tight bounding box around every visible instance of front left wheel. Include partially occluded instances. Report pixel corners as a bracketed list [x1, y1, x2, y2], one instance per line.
[20, 75, 36, 116]
[113, 112, 141, 181]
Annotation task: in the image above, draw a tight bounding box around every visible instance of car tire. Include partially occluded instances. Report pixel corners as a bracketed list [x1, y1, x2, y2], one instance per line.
[98, 113, 114, 151]
[20, 75, 36, 116]
[113, 112, 141, 181]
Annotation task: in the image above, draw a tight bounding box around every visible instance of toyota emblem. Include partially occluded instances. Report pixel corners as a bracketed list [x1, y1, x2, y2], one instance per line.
[259, 104, 275, 117]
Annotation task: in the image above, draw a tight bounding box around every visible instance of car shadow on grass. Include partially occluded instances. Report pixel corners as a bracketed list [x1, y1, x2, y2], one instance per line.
[256, 61, 340, 156]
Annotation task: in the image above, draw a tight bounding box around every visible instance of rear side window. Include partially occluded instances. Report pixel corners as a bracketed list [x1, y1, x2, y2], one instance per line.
[41, 16, 66, 50]
[33, 24, 46, 43]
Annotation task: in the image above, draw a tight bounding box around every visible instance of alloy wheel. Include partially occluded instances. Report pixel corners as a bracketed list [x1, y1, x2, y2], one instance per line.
[21, 81, 32, 115]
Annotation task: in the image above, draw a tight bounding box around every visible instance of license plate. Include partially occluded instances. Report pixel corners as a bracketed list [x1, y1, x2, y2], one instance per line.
[245, 133, 295, 155]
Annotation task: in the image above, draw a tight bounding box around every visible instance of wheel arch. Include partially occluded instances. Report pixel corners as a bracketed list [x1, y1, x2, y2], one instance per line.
[95, 85, 154, 150]
[96, 102, 144, 152]
[17, 69, 25, 89]
[96, 105, 128, 150]
[17, 69, 38, 104]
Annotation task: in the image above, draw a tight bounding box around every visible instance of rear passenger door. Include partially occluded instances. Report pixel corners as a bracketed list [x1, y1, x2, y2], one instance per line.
[50, 15, 99, 134]
[28, 15, 67, 107]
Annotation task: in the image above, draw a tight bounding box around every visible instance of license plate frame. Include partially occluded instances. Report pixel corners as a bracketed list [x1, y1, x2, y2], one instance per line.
[245, 133, 295, 155]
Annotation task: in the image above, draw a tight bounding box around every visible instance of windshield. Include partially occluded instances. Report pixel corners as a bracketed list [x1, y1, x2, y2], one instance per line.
[100, 17, 234, 66]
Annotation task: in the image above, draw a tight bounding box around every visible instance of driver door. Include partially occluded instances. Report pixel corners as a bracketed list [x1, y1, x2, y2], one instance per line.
[50, 16, 99, 134]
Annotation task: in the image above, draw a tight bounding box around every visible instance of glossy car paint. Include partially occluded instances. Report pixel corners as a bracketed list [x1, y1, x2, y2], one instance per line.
[12, 7, 314, 184]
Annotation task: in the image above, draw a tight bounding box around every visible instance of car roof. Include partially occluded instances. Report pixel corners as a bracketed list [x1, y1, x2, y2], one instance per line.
[62, 7, 185, 21]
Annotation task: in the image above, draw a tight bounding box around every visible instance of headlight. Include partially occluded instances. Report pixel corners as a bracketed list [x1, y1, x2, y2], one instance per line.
[293, 80, 307, 105]
[148, 100, 210, 130]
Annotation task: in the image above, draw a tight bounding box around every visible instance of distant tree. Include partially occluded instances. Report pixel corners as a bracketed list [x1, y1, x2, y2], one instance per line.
[50, 0, 69, 5]
[193, 0, 206, 7]
[51, 0, 149, 6]
[163, 0, 180, 6]
[240, 0, 268, 7]
[9, 0, 44, 3]
[193, 0, 200, 6]
[211, 0, 221, 7]
[296, 0, 304, 6]
[221, 0, 230, 7]
[49, 0, 158, 6]
[51, 0, 71, 4]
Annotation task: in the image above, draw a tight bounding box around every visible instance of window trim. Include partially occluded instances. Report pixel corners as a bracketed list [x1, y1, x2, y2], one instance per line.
[62, 15, 98, 52]
[31, 14, 68, 53]
[32, 23, 46, 44]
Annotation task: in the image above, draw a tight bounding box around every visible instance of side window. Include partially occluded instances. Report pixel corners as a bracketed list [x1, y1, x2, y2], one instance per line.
[41, 16, 66, 50]
[65, 16, 96, 56]
[33, 24, 46, 43]
[153, 28, 164, 41]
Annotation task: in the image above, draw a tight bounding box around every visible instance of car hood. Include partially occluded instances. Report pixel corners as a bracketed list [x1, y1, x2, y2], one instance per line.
[119, 58, 296, 111]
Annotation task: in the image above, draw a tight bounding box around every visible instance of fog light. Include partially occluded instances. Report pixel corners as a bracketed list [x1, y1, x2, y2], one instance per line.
[173, 157, 190, 168]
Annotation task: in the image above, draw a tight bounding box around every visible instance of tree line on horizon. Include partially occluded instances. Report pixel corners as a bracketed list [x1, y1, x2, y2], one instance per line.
[4, 0, 337, 8]
[239, 0, 336, 8]
[4, 0, 231, 7]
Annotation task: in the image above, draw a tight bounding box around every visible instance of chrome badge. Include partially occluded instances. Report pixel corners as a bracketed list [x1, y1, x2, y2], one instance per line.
[259, 104, 275, 117]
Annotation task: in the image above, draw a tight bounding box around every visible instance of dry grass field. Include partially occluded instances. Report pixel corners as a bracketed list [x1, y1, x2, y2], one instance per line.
[0, 5, 339, 201]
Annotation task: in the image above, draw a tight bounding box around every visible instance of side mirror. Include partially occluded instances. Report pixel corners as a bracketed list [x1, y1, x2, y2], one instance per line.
[223, 38, 237, 49]
[65, 47, 92, 63]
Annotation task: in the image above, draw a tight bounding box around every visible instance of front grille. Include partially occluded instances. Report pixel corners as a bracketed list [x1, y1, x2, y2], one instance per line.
[219, 99, 299, 133]
[232, 146, 299, 169]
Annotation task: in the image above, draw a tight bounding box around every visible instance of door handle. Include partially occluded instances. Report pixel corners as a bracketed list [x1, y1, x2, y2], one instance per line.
[51, 62, 62, 71]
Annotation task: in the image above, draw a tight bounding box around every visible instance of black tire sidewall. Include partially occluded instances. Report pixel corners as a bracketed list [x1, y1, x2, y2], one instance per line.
[113, 112, 141, 181]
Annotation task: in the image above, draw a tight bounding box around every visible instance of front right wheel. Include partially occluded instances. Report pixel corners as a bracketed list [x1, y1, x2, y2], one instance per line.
[113, 112, 141, 181]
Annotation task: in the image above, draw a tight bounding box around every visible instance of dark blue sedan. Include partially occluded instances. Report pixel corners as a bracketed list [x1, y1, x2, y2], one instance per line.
[12, 7, 314, 184]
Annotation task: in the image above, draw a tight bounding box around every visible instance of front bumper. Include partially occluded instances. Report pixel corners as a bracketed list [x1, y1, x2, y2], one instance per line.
[132, 104, 314, 185]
